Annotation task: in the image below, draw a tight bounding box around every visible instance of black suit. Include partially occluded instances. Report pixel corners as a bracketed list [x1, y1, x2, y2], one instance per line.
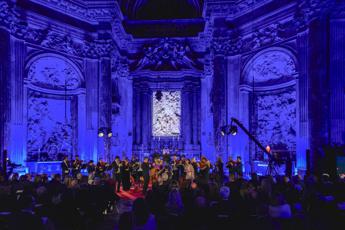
[112, 161, 122, 192]
[141, 162, 150, 194]
[61, 160, 70, 178]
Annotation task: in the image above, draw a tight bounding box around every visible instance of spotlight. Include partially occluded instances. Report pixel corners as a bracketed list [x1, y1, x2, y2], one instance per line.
[107, 128, 113, 137]
[98, 128, 104, 137]
[230, 125, 237, 136]
[220, 126, 229, 136]
[98, 127, 113, 138]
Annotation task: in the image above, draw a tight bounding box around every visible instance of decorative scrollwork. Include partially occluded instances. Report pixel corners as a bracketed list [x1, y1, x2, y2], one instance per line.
[134, 38, 201, 71]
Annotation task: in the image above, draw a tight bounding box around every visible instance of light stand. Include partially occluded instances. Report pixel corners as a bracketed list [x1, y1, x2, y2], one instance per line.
[98, 127, 112, 163]
[224, 117, 277, 176]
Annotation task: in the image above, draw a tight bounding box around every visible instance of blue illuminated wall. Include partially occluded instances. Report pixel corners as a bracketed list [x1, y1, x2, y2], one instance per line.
[0, 0, 344, 174]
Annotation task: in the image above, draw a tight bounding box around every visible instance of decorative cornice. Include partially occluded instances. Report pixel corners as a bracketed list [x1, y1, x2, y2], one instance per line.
[205, 0, 273, 18]
[111, 55, 129, 78]
[30, 0, 119, 23]
[132, 38, 203, 71]
[0, 1, 117, 58]
[293, 0, 335, 31]
[211, 22, 286, 55]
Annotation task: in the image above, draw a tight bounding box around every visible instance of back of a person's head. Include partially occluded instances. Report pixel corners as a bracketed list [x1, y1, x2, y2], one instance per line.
[19, 175, 26, 182]
[261, 177, 272, 194]
[220, 186, 230, 200]
[119, 211, 132, 230]
[133, 198, 150, 226]
[33, 175, 42, 184]
[17, 194, 34, 210]
[53, 174, 61, 182]
[167, 189, 183, 210]
[194, 195, 207, 208]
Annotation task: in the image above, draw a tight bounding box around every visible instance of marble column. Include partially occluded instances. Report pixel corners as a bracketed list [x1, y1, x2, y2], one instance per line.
[296, 29, 310, 172]
[308, 18, 330, 173]
[111, 74, 133, 159]
[0, 29, 9, 156]
[98, 57, 112, 161]
[85, 58, 99, 162]
[329, 19, 345, 144]
[238, 90, 251, 174]
[142, 87, 150, 149]
[200, 75, 216, 161]
[8, 37, 26, 164]
[192, 85, 199, 146]
[212, 55, 227, 157]
[182, 84, 192, 151]
[77, 93, 87, 160]
[227, 55, 241, 162]
[134, 86, 142, 146]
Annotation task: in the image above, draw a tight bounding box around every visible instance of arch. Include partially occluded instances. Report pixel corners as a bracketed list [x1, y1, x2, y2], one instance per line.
[25, 53, 84, 90]
[242, 47, 298, 87]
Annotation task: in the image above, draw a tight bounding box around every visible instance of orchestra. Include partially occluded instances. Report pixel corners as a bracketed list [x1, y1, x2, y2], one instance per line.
[60, 153, 244, 194]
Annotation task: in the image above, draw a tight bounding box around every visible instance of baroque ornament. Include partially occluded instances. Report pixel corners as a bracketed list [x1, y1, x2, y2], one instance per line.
[111, 55, 129, 78]
[28, 56, 82, 90]
[30, 0, 117, 22]
[134, 38, 201, 71]
[244, 50, 296, 85]
[0, 1, 116, 58]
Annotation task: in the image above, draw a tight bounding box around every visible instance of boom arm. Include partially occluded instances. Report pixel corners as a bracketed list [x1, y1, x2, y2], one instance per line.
[231, 117, 271, 157]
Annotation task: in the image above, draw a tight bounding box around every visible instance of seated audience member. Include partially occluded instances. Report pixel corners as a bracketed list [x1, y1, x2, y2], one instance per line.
[119, 198, 157, 230]
[268, 193, 292, 219]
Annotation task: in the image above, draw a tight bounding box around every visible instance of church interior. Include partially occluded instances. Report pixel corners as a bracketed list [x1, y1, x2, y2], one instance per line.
[0, 0, 345, 229]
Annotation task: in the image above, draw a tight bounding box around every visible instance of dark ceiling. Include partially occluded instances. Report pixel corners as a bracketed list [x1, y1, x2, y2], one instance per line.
[117, 0, 205, 38]
[118, 0, 204, 20]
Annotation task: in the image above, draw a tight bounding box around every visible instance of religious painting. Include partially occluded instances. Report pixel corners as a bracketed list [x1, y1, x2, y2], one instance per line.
[152, 91, 181, 136]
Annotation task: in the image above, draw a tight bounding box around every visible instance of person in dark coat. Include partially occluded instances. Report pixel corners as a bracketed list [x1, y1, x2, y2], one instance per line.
[121, 158, 131, 191]
[112, 156, 122, 192]
[61, 156, 70, 179]
[141, 157, 151, 195]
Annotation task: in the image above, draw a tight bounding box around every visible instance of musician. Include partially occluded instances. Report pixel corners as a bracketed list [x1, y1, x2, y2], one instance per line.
[111, 156, 122, 192]
[157, 165, 170, 186]
[61, 156, 70, 179]
[141, 157, 151, 194]
[162, 151, 171, 164]
[87, 160, 96, 175]
[226, 156, 236, 178]
[171, 155, 180, 181]
[131, 156, 140, 190]
[198, 156, 210, 184]
[214, 157, 224, 184]
[121, 158, 131, 191]
[184, 159, 195, 181]
[235, 156, 243, 178]
[191, 157, 199, 176]
[72, 155, 82, 178]
[178, 155, 186, 182]
[96, 158, 107, 178]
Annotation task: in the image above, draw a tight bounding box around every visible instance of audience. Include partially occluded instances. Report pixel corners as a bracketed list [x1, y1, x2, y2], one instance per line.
[0, 172, 119, 230]
[1, 170, 345, 230]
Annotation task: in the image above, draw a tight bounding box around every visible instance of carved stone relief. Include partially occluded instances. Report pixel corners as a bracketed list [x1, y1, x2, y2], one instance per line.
[27, 91, 73, 161]
[244, 50, 296, 85]
[133, 38, 202, 71]
[254, 88, 297, 159]
[28, 56, 82, 90]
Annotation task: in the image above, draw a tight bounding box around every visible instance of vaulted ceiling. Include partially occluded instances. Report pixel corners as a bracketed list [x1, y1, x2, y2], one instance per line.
[117, 0, 205, 38]
[118, 0, 204, 20]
